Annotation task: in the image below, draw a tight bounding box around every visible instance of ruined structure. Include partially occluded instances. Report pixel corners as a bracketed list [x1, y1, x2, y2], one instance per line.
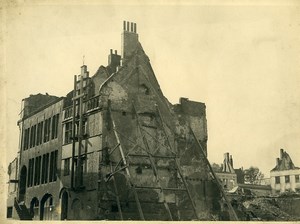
[215, 153, 237, 190]
[7, 21, 231, 221]
[270, 149, 300, 193]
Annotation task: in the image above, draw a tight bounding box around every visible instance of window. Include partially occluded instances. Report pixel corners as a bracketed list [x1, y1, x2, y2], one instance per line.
[275, 176, 280, 184]
[64, 107, 73, 120]
[36, 121, 43, 145]
[64, 158, 70, 176]
[51, 114, 59, 139]
[49, 150, 58, 182]
[29, 125, 37, 148]
[64, 122, 73, 144]
[23, 128, 30, 150]
[285, 175, 290, 183]
[295, 175, 300, 183]
[27, 158, 34, 187]
[41, 153, 49, 184]
[7, 207, 13, 218]
[44, 118, 51, 142]
[87, 96, 100, 111]
[34, 156, 41, 186]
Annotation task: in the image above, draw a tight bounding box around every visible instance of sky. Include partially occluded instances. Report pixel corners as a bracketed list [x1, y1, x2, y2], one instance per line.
[2, 0, 300, 177]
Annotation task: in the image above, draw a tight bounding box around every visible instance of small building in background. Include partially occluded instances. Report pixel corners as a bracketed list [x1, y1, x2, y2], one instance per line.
[7, 158, 19, 219]
[270, 149, 300, 194]
[215, 153, 237, 190]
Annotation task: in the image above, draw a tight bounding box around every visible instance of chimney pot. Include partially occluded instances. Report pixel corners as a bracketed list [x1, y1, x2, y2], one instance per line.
[134, 23, 137, 33]
[115, 50, 117, 54]
[123, 21, 126, 30]
[110, 49, 113, 54]
[280, 148, 284, 159]
[127, 21, 130, 31]
[131, 22, 133, 32]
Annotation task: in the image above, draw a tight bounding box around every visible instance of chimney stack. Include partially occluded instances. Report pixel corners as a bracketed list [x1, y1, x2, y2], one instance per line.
[280, 148, 284, 159]
[108, 49, 121, 73]
[121, 21, 139, 62]
[229, 155, 233, 167]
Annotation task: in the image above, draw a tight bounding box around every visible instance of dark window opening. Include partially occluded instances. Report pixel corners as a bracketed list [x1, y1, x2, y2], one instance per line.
[7, 207, 13, 218]
[41, 153, 49, 184]
[275, 176, 280, 184]
[135, 165, 142, 174]
[285, 175, 290, 183]
[295, 175, 300, 183]
[64, 158, 70, 176]
[28, 158, 34, 187]
[43, 118, 51, 142]
[49, 150, 58, 182]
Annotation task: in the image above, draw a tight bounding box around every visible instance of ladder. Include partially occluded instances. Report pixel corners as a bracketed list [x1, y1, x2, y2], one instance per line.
[188, 127, 239, 221]
[104, 102, 199, 220]
[107, 105, 145, 220]
[155, 105, 239, 221]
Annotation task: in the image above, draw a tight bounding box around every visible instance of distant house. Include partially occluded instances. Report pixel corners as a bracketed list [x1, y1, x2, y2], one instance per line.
[215, 153, 237, 190]
[270, 149, 300, 194]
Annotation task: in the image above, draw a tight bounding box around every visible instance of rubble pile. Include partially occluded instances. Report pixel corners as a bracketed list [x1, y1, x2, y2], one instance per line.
[231, 196, 300, 221]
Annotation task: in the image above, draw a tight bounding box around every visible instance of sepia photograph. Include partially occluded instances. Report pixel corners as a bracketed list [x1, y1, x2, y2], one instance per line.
[1, 0, 300, 221]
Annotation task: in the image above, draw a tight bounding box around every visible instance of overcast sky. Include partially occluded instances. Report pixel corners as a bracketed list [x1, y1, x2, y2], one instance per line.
[3, 1, 300, 177]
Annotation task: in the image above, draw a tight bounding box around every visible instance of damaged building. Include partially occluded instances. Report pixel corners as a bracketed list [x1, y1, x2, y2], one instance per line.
[6, 21, 238, 221]
[270, 149, 300, 194]
[215, 153, 237, 190]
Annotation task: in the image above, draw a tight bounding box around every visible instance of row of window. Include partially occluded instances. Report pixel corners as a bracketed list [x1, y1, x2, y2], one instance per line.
[63, 156, 87, 176]
[275, 175, 300, 184]
[63, 96, 100, 121]
[27, 150, 58, 187]
[64, 121, 87, 144]
[23, 114, 59, 150]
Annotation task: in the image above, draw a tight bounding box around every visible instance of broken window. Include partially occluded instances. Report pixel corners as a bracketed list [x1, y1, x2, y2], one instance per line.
[140, 84, 150, 95]
[295, 175, 300, 183]
[285, 175, 290, 183]
[64, 158, 70, 176]
[135, 165, 142, 174]
[275, 176, 280, 184]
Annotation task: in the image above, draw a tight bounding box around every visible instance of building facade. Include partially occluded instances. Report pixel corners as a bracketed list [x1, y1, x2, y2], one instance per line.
[270, 149, 300, 194]
[7, 21, 223, 221]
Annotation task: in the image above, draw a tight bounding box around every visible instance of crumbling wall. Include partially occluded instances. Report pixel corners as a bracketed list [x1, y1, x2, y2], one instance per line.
[96, 38, 220, 220]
